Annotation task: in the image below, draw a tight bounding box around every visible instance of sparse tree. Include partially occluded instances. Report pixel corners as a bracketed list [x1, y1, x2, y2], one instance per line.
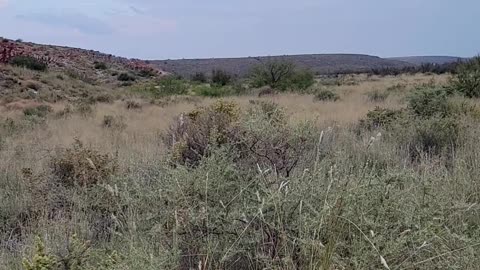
[250, 60, 294, 89]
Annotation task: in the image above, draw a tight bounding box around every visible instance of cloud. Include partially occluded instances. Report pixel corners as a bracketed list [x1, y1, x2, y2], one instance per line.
[16, 12, 113, 35]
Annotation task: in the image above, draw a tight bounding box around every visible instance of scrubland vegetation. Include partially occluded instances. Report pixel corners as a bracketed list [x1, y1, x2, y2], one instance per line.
[1, 57, 480, 269]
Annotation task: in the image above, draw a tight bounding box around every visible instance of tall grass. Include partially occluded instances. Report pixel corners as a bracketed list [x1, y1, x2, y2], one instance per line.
[0, 74, 479, 269]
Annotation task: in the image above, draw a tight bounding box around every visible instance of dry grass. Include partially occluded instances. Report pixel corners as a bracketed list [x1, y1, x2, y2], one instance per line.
[2, 73, 479, 269]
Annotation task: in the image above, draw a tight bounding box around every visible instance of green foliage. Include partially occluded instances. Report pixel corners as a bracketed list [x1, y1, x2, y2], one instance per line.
[408, 87, 450, 117]
[117, 73, 136, 82]
[23, 105, 53, 118]
[452, 56, 480, 97]
[193, 85, 229, 97]
[408, 116, 461, 158]
[366, 89, 389, 102]
[211, 69, 232, 86]
[250, 60, 315, 91]
[314, 89, 340, 101]
[154, 76, 189, 96]
[50, 139, 117, 187]
[359, 107, 405, 130]
[22, 237, 57, 270]
[93, 61, 108, 70]
[10, 56, 48, 71]
[191, 72, 207, 83]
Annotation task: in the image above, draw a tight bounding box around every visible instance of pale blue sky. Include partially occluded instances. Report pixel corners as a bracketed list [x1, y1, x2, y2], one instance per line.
[0, 0, 478, 59]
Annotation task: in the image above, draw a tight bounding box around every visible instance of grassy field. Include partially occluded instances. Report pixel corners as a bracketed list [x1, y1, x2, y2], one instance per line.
[1, 70, 480, 269]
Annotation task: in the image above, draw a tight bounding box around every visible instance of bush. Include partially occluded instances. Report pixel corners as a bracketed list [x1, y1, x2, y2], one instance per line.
[191, 72, 207, 83]
[102, 115, 127, 131]
[94, 61, 108, 70]
[117, 73, 136, 82]
[23, 105, 53, 118]
[407, 88, 450, 118]
[249, 60, 294, 89]
[10, 56, 48, 71]
[314, 89, 340, 101]
[165, 100, 239, 165]
[211, 69, 232, 86]
[288, 68, 315, 91]
[125, 100, 142, 110]
[154, 76, 189, 96]
[249, 60, 315, 91]
[359, 107, 405, 130]
[193, 85, 229, 97]
[407, 116, 461, 159]
[366, 89, 389, 102]
[50, 139, 117, 187]
[451, 56, 480, 97]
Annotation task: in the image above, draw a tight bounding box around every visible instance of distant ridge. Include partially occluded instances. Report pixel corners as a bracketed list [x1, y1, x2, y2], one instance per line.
[388, 56, 467, 65]
[151, 54, 411, 77]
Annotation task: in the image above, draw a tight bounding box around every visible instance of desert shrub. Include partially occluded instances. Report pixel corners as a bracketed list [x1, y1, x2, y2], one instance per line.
[451, 56, 480, 97]
[257, 86, 276, 97]
[191, 72, 207, 83]
[386, 83, 407, 92]
[125, 100, 142, 110]
[22, 237, 57, 270]
[407, 87, 450, 117]
[407, 116, 461, 159]
[93, 93, 114, 103]
[211, 69, 232, 86]
[93, 61, 108, 70]
[25, 81, 41, 91]
[151, 76, 189, 96]
[50, 140, 117, 187]
[164, 100, 240, 166]
[23, 105, 53, 118]
[75, 102, 95, 117]
[314, 89, 340, 101]
[249, 60, 314, 91]
[359, 107, 405, 130]
[10, 55, 47, 71]
[193, 85, 229, 97]
[366, 89, 389, 102]
[250, 60, 294, 89]
[117, 73, 136, 82]
[102, 115, 127, 131]
[137, 68, 156, 78]
[288, 68, 315, 90]
[22, 235, 120, 270]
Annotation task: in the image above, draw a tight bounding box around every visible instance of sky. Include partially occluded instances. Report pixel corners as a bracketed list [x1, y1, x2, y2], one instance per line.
[0, 0, 479, 60]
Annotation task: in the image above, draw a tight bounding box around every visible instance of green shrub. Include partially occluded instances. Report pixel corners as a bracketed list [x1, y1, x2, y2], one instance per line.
[314, 89, 340, 102]
[288, 68, 315, 90]
[249, 60, 315, 91]
[249, 60, 294, 89]
[359, 107, 405, 130]
[366, 89, 389, 102]
[154, 76, 189, 96]
[193, 85, 229, 97]
[117, 73, 136, 82]
[94, 61, 108, 70]
[22, 237, 57, 270]
[23, 105, 53, 118]
[10, 56, 48, 71]
[451, 56, 480, 97]
[211, 69, 232, 86]
[50, 139, 117, 187]
[407, 88, 449, 117]
[191, 72, 207, 83]
[408, 116, 461, 159]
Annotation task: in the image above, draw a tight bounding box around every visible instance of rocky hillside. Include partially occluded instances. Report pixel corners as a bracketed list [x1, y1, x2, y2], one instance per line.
[151, 54, 412, 78]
